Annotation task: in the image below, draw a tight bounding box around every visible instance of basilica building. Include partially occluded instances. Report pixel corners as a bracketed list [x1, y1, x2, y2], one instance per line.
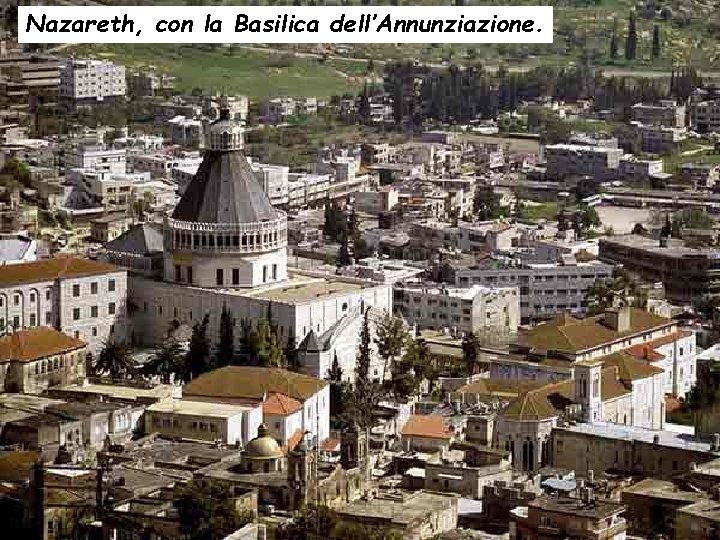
[117, 109, 391, 380]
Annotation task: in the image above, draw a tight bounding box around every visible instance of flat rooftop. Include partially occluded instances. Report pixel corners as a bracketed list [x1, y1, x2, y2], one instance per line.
[623, 478, 706, 503]
[241, 273, 372, 304]
[601, 235, 720, 259]
[148, 399, 253, 418]
[51, 381, 179, 403]
[337, 490, 458, 525]
[678, 499, 720, 521]
[0, 393, 66, 424]
[560, 422, 718, 454]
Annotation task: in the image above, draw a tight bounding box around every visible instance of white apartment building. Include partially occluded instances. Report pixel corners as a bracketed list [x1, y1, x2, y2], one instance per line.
[253, 161, 290, 207]
[393, 281, 520, 337]
[618, 156, 664, 184]
[130, 152, 203, 180]
[631, 100, 686, 128]
[690, 99, 720, 133]
[167, 115, 204, 148]
[442, 259, 614, 324]
[59, 59, 126, 103]
[66, 168, 151, 210]
[65, 145, 126, 174]
[544, 144, 623, 181]
[0, 258, 127, 353]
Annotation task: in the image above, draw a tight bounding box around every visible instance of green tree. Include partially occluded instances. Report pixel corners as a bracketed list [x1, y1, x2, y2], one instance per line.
[625, 12, 637, 60]
[174, 479, 253, 540]
[652, 24, 661, 59]
[328, 352, 348, 421]
[216, 305, 236, 367]
[462, 331, 482, 376]
[350, 311, 381, 431]
[93, 342, 133, 379]
[323, 196, 346, 242]
[375, 314, 408, 381]
[337, 227, 353, 267]
[473, 186, 503, 220]
[257, 318, 284, 367]
[186, 314, 211, 380]
[579, 205, 601, 232]
[143, 340, 184, 384]
[584, 267, 647, 315]
[0, 158, 31, 187]
[284, 334, 300, 370]
[276, 504, 402, 540]
[672, 208, 714, 234]
[609, 19, 619, 59]
[387, 338, 429, 400]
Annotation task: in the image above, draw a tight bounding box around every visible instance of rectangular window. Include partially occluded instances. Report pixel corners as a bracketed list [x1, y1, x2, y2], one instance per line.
[232, 268, 239, 285]
[108, 279, 116, 292]
[216, 269, 224, 286]
[108, 302, 116, 315]
[92, 327, 97, 337]
[175, 265, 182, 282]
[29, 293, 35, 303]
[73, 308, 80, 321]
[13, 295, 19, 306]
[45, 312, 52, 325]
[12, 316, 19, 329]
[29, 314, 36, 326]
[187, 267, 193, 284]
[272, 264, 277, 280]
[72, 284, 80, 297]
[46, 290, 51, 301]
[91, 282, 98, 294]
[91, 306, 98, 318]
[263, 266, 268, 283]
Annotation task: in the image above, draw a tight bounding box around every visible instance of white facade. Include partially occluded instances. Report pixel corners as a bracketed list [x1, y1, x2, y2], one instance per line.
[65, 145, 127, 174]
[0, 262, 128, 353]
[59, 59, 126, 102]
[393, 281, 520, 337]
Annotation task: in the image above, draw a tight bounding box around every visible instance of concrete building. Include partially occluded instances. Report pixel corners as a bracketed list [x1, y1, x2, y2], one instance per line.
[400, 414, 455, 453]
[392, 281, 520, 338]
[128, 110, 392, 382]
[0, 258, 127, 353]
[511, 494, 627, 540]
[544, 144, 623, 181]
[618, 155, 664, 184]
[181, 366, 330, 447]
[336, 490, 459, 540]
[438, 258, 614, 324]
[145, 399, 262, 447]
[65, 145, 126, 174]
[680, 163, 720, 189]
[550, 421, 720, 479]
[0, 234, 37, 265]
[59, 59, 126, 105]
[690, 99, 720, 133]
[631, 100, 686, 128]
[637, 124, 687, 154]
[0, 327, 86, 394]
[600, 234, 720, 305]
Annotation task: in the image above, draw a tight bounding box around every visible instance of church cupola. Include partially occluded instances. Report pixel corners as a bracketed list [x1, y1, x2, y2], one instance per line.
[207, 108, 245, 151]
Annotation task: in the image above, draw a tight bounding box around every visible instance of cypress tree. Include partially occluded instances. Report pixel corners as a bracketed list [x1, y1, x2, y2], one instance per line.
[186, 314, 210, 380]
[652, 24, 661, 59]
[216, 305, 236, 367]
[625, 12, 637, 61]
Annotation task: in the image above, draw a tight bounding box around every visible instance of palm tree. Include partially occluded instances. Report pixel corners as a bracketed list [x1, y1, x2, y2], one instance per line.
[93, 342, 134, 379]
[143, 340, 184, 384]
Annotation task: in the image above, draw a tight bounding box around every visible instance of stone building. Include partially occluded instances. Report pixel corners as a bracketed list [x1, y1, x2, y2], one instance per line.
[126, 110, 392, 380]
[0, 327, 86, 393]
[0, 257, 128, 353]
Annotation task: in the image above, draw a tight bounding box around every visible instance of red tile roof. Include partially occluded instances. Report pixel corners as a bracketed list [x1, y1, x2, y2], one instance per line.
[282, 428, 304, 455]
[665, 395, 682, 414]
[401, 415, 453, 440]
[0, 327, 86, 363]
[0, 257, 119, 287]
[626, 330, 692, 362]
[321, 438, 340, 452]
[263, 392, 303, 416]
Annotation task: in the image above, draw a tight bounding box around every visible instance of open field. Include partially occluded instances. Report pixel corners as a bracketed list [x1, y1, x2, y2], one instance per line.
[64, 44, 366, 99]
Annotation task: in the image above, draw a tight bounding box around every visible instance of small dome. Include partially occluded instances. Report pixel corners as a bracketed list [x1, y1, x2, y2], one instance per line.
[244, 424, 283, 460]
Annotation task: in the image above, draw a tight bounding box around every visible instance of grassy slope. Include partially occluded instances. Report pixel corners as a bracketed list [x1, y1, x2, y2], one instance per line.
[65, 44, 364, 99]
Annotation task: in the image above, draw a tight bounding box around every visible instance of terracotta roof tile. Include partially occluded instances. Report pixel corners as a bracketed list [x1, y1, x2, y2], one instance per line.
[263, 392, 303, 416]
[282, 428, 304, 455]
[665, 395, 682, 413]
[519, 308, 672, 353]
[600, 351, 665, 381]
[0, 451, 40, 483]
[456, 378, 546, 398]
[0, 327, 86, 363]
[626, 345, 665, 362]
[183, 366, 327, 402]
[401, 415, 453, 440]
[0, 257, 120, 288]
[321, 438, 340, 452]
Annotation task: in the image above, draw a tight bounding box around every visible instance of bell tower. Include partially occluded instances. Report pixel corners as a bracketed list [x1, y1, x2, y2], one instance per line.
[287, 438, 316, 510]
